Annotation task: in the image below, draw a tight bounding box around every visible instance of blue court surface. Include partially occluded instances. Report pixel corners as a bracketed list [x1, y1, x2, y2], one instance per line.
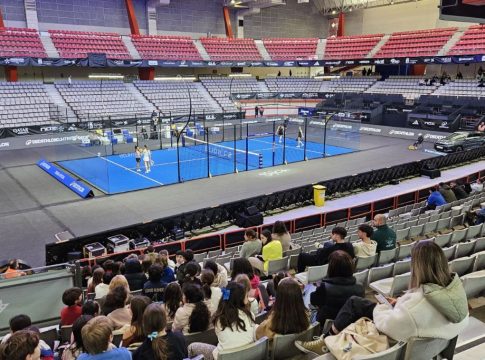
[58, 136, 356, 194]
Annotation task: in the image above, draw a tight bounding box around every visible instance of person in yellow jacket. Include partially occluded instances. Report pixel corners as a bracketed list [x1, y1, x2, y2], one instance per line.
[249, 230, 283, 275]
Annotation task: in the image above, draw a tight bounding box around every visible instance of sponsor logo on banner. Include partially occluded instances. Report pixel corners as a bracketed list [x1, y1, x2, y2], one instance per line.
[439, 121, 449, 129]
[325, 61, 342, 66]
[25, 135, 90, 146]
[457, 56, 474, 62]
[4, 57, 25, 65]
[236, 62, 247, 66]
[374, 59, 385, 64]
[130, 60, 142, 66]
[482, 55, 485, 62]
[310, 121, 325, 126]
[178, 60, 189, 67]
[440, 57, 452, 63]
[345, 60, 355, 65]
[359, 60, 371, 64]
[313, 61, 321, 66]
[265, 62, 280, 66]
[148, 60, 158, 66]
[112, 60, 124, 66]
[136, 119, 151, 124]
[332, 124, 353, 130]
[113, 120, 128, 126]
[191, 61, 204, 66]
[0, 142, 9, 148]
[289, 118, 304, 123]
[389, 130, 415, 137]
[235, 93, 253, 100]
[390, 58, 400, 64]
[40, 126, 60, 132]
[298, 61, 311, 66]
[220, 62, 234, 66]
[424, 121, 436, 126]
[405, 58, 418, 64]
[12, 127, 29, 135]
[283, 61, 295, 66]
[302, 93, 318, 98]
[250, 62, 263, 66]
[424, 133, 446, 140]
[223, 114, 238, 120]
[359, 126, 381, 133]
[412, 120, 420, 125]
[205, 114, 216, 120]
[162, 61, 177, 66]
[423, 58, 434, 63]
[208, 61, 217, 66]
[242, 120, 258, 124]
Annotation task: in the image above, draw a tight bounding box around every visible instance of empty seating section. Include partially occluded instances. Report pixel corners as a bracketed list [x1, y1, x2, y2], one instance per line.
[265, 77, 321, 92]
[448, 25, 485, 55]
[324, 34, 383, 60]
[201, 77, 260, 112]
[201, 38, 261, 61]
[0, 27, 46, 58]
[432, 79, 485, 97]
[131, 35, 201, 60]
[49, 30, 130, 59]
[376, 28, 456, 58]
[55, 81, 148, 120]
[319, 77, 377, 93]
[365, 76, 437, 99]
[134, 80, 216, 116]
[0, 83, 53, 128]
[263, 38, 318, 60]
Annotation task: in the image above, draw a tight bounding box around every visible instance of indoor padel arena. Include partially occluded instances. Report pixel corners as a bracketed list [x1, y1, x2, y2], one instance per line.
[1, 0, 485, 359]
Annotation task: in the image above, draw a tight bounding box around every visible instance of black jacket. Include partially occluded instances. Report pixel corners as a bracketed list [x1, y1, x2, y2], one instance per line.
[315, 242, 355, 265]
[310, 276, 364, 324]
[124, 259, 147, 291]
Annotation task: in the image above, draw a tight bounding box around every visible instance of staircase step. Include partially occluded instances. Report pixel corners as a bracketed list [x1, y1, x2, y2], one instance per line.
[44, 84, 77, 123]
[121, 36, 140, 59]
[316, 39, 326, 60]
[125, 83, 156, 112]
[438, 29, 466, 56]
[368, 35, 390, 58]
[39, 33, 59, 58]
[255, 40, 272, 61]
[193, 40, 211, 61]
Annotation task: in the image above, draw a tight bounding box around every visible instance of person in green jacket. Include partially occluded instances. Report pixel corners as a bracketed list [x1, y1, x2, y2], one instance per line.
[371, 214, 396, 252]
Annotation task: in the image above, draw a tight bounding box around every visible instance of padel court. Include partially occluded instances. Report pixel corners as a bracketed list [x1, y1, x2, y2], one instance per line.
[58, 135, 356, 194]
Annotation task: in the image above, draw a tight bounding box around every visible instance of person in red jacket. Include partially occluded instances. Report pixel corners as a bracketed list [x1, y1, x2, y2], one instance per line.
[60, 287, 83, 326]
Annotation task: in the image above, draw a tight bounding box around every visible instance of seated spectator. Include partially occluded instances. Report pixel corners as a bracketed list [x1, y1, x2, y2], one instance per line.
[88, 268, 104, 294]
[103, 286, 132, 330]
[201, 269, 223, 311]
[82, 301, 100, 317]
[111, 262, 122, 276]
[439, 182, 457, 203]
[144, 245, 158, 264]
[124, 259, 146, 291]
[1, 314, 32, 344]
[78, 316, 131, 360]
[141, 256, 153, 277]
[240, 229, 262, 259]
[427, 186, 447, 210]
[143, 265, 168, 302]
[352, 224, 377, 257]
[163, 282, 183, 322]
[266, 272, 286, 299]
[310, 251, 364, 326]
[4, 259, 26, 279]
[296, 241, 469, 356]
[189, 282, 258, 359]
[133, 303, 188, 360]
[231, 258, 260, 295]
[181, 262, 202, 286]
[249, 230, 283, 275]
[172, 283, 211, 334]
[102, 260, 115, 275]
[470, 178, 483, 193]
[0, 330, 41, 360]
[256, 278, 309, 340]
[61, 287, 83, 326]
[234, 274, 260, 316]
[95, 272, 112, 300]
[81, 266, 92, 288]
[108, 275, 130, 294]
[450, 181, 468, 200]
[272, 221, 292, 252]
[371, 214, 397, 252]
[122, 296, 151, 347]
[298, 227, 354, 273]
[203, 260, 228, 288]
[175, 250, 198, 283]
[159, 249, 176, 270]
[62, 315, 93, 360]
[153, 255, 175, 284]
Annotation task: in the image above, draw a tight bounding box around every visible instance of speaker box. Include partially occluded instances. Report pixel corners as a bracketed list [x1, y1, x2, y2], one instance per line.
[235, 212, 263, 228]
[420, 167, 441, 179]
[246, 206, 259, 216]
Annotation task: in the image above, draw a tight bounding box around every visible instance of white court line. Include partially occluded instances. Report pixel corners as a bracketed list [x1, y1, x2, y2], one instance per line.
[249, 138, 325, 156]
[71, 146, 165, 186]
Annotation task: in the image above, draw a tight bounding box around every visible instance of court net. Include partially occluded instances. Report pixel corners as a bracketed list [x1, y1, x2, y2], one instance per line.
[183, 136, 263, 169]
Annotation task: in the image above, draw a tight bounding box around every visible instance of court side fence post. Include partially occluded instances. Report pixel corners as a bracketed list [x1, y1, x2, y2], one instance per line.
[170, 112, 173, 148]
[233, 125, 237, 173]
[109, 116, 114, 155]
[158, 111, 162, 150]
[222, 116, 225, 142]
[206, 128, 210, 178]
[304, 116, 308, 160]
[323, 114, 328, 158]
[283, 120, 287, 164]
[272, 121, 276, 166]
[245, 123, 249, 171]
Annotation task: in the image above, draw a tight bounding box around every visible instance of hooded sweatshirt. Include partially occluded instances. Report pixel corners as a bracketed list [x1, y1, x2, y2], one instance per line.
[352, 240, 378, 257]
[373, 273, 468, 342]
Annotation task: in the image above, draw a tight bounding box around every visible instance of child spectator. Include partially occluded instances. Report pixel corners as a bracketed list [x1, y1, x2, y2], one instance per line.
[143, 265, 168, 302]
[122, 296, 152, 347]
[78, 316, 131, 360]
[61, 288, 83, 326]
[172, 284, 211, 334]
[62, 315, 93, 360]
[0, 330, 41, 360]
[82, 301, 100, 317]
[163, 282, 183, 322]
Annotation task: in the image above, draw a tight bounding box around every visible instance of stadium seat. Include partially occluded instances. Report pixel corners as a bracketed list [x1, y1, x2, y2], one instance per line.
[324, 34, 383, 60]
[313, 340, 407, 360]
[355, 255, 378, 271]
[267, 257, 289, 275]
[218, 336, 269, 360]
[449, 256, 474, 276]
[369, 272, 410, 297]
[270, 322, 320, 360]
[131, 35, 202, 60]
[368, 263, 394, 284]
[401, 336, 457, 360]
[461, 270, 485, 299]
[0, 27, 47, 58]
[200, 38, 261, 61]
[185, 328, 218, 346]
[354, 268, 369, 287]
[295, 264, 328, 285]
[377, 248, 397, 265]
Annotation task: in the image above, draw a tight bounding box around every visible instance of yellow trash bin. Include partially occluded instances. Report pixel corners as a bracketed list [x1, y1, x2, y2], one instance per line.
[313, 185, 326, 207]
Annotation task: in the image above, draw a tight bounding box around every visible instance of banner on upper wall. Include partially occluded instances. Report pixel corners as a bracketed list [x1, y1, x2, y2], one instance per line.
[2, 54, 485, 68]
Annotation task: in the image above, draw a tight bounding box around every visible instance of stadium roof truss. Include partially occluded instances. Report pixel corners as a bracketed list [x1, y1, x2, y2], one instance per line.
[312, 0, 423, 15]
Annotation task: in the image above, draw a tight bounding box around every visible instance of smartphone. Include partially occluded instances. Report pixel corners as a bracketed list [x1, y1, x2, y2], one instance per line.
[375, 294, 393, 308]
